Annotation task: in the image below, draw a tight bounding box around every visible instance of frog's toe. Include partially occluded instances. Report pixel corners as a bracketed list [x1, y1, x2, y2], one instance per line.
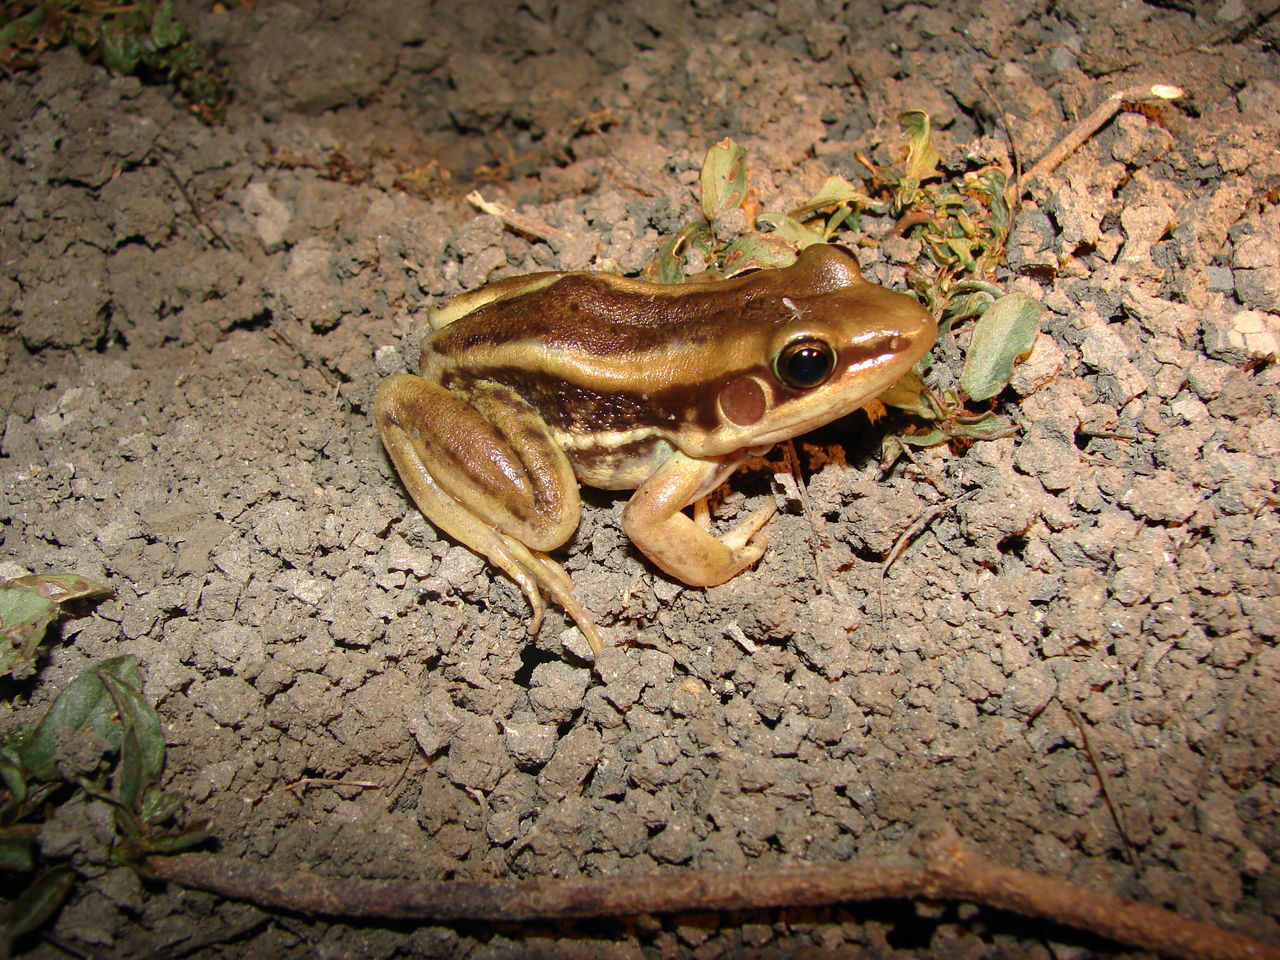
[720, 502, 776, 552]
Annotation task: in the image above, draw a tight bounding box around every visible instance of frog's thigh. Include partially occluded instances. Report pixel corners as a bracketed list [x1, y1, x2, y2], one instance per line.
[622, 452, 775, 587]
[375, 374, 580, 550]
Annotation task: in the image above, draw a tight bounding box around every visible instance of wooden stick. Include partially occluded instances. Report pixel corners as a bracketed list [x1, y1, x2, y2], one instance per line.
[1021, 83, 1184, 192]
[466, 190, 573, 244]
[143, 824, 1277, 960]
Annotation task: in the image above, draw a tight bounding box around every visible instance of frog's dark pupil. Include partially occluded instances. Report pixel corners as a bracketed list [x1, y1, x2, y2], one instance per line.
[777, 340, 834, 388]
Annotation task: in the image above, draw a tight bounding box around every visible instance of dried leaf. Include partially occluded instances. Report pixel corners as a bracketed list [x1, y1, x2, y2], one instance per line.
[900, 110, 942, 183]
[9, 574, 111, 605]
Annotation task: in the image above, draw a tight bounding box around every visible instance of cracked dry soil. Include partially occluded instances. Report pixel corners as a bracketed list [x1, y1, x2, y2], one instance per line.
[2, 0, 1278, 957]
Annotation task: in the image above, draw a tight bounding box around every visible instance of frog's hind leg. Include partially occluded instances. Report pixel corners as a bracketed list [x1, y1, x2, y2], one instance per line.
[375, 374, 604, 654]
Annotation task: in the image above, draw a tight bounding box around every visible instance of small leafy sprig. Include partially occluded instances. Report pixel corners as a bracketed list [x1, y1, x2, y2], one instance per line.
[877, 293, 1038, 464]
[645, 138, 875, 282]
[1, 576, 208, 951]
[648, 121, 1039, 458]
[867, 111, 1015, 334]
[0, 0, 229, 121]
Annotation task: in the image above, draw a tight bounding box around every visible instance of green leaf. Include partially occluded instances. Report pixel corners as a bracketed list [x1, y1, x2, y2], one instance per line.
[0, 752, 28, 815]
[3, 865, 75, 946]
[0, 575, 110, 677]
[877, 370, 937, 419]
[150, 0, 188, 48]
[132, 819, 210, 856]
[644, 222, 711, 283]
[19, 656, 141, 782]
[960, 293, 1040, 402]
[101, 671, 164, 810]
[0, 6, 47, 50]
[0, 830, 35, 872]
[140, 786, 183, 825]
[786, 175, 872, 222]
[942, 236, 978, 269]
[900, 110, 942, 183]
[824, 205, 855, 237]
[100, 18, 144, 75]
[946, 291, 994, 326]
[881, 427, 950, 466]
[880, 435, 904, 467]
[757, 212, 826, 248]
[951, 279, 1004, 299]
[950, 414, 1019, 441]
[700, 137, 748, 223]
[963, 166, 1011, 232]
[897, 427, 949, 448]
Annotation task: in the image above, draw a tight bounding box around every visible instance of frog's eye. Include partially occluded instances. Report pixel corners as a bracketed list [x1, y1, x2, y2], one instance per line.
[774, 337, 836, 389]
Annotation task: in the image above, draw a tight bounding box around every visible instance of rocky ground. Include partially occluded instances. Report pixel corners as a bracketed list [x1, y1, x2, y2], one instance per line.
[2, 0, 1278, 956]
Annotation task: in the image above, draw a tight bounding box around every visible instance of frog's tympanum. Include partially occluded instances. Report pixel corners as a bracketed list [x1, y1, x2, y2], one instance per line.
[376, 243, 937, 654]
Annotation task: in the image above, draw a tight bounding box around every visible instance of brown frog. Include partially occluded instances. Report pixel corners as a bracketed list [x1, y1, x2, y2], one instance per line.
[376, 243, 936, 653]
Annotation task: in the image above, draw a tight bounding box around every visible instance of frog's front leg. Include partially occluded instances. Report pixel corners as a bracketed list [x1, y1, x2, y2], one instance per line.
[622, 450, 776, 587]
[375, 374, 604, 653]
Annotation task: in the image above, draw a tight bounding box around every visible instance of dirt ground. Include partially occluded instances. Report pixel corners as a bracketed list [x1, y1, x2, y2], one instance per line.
[2, 0, 1278, 956]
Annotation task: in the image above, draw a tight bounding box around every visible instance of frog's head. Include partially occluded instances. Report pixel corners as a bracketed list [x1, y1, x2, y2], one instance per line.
[682, 244, 937, 457]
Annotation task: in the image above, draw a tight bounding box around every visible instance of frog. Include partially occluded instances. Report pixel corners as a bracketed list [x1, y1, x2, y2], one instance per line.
[375, 242, 937, 654]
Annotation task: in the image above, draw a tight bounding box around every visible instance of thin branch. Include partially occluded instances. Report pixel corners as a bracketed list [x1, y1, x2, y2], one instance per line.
[286, 777, 382, 797]
[776, 440, 831, 596]
[878, 491, 971, 620]
[1194, 648, 1259, 798]
[158, 152, 229, 250]
[141, 824, 1278, 960]
[466, 191, 573, 245]
[1066, 703, 1139, 870]
[1020, 83, 1184, 193]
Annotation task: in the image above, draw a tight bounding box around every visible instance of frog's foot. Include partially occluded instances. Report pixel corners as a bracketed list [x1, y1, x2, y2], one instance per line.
[477, 532, 605, 655]
[719, 501, 776, 553]
[624, 453, 778, 588]
[528, 550, 606, 655]
[421, 511, 606, 656]
[693, 498, 712, 533]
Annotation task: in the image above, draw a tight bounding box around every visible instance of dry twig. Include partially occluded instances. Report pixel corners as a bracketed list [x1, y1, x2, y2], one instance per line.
[1020, 83, 1184, 193]
[877, 491, 973, 620]
[286, 777, 381, 797]
[143, 824, 1277, 960]
[466, 190, 573, 245]
[774, 440, 832, 596]
[1066, 703, 1140, 870]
